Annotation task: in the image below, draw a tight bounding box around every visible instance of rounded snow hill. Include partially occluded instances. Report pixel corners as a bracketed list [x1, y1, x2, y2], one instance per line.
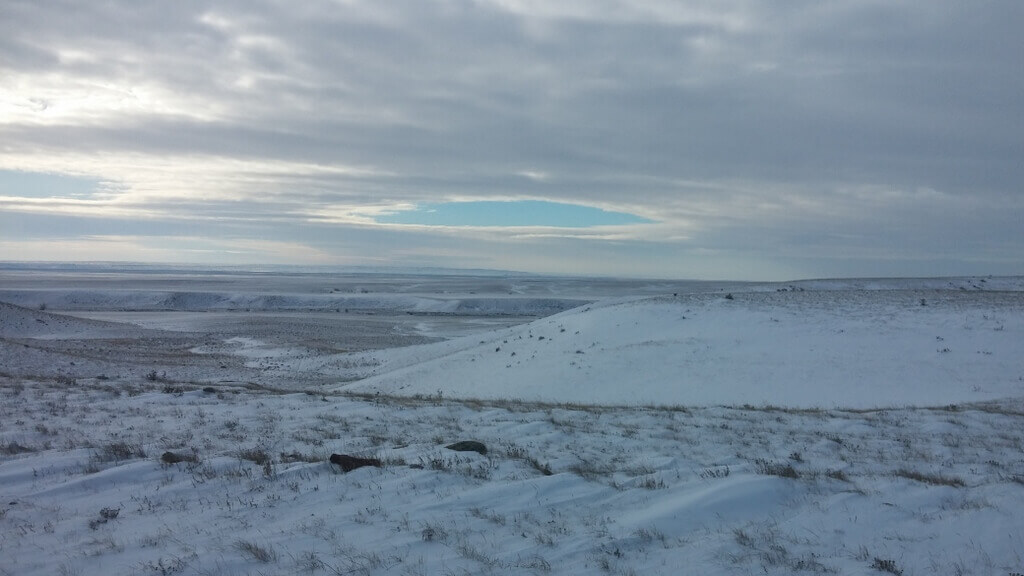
[341, 289, 1024, 409]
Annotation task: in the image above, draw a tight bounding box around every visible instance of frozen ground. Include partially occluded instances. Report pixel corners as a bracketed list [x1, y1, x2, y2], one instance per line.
[1, 266, 1023, 575]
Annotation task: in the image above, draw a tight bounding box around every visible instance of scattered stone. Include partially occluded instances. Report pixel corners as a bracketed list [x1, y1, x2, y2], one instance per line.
[445, 441, 487, 455]
[329, 453, 382, 472]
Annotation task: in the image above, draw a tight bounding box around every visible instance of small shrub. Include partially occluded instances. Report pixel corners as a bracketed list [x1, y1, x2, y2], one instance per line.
[235, 540, 277, 563]
[421, 523, 448, 543]
[825, 469, 850, 482]
[529, 458, 553, 476]
[570, 459, 614, 481]
[894, 469, 965, 487]
[88, 507, 121, 529]
[238, 448, 272, 466]
[2, 441, 35, 455]
[95, 442, 146, 462]
[871, 557, 903, 575]
[639, 475, 666, 489]
[505, 444, 553, 476]
[755, 459, 799, 479]
[137, 555, 191, 575]
[700, 466, 730, 479]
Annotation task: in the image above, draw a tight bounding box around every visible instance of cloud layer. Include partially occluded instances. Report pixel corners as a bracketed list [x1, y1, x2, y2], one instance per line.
[1, 0, 1022, 279]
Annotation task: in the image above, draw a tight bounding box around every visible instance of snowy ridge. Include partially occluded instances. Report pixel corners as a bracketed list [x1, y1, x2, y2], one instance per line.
[783, 275, 1024, 292]
[0, 289, 586, 316]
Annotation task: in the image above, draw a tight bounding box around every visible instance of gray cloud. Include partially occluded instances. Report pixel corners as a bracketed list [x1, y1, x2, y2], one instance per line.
[1, 0, 1021, 279]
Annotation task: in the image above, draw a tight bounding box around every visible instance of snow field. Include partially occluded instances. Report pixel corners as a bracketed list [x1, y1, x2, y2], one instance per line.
[2, 378, 1023, 575]
[2, 271, 1024, 575]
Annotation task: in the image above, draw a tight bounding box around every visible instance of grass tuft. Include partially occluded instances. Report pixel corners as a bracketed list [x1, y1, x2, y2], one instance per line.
[235, 540, 277, 563]
[870, 557, 903, 575]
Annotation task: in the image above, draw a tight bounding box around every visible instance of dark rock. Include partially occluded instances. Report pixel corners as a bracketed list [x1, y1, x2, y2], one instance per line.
[329, 453, 382, 472]
[445, 441, 487, 455]
[160, 451, 197, 464]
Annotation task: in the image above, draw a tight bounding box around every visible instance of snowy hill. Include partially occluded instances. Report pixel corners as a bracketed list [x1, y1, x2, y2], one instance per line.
[342, 290, 1024, 408]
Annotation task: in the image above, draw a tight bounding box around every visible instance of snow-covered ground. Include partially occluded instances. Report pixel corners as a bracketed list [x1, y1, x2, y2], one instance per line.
[2, 268, 1023, 575]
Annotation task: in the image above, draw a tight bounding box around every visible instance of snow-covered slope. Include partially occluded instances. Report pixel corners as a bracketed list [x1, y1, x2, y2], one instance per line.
[0, 301, 152, 339]
[343, 290, 1024, 408]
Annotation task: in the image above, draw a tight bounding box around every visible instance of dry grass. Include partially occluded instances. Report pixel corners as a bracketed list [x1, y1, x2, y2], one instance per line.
[894, 469, 966, 487]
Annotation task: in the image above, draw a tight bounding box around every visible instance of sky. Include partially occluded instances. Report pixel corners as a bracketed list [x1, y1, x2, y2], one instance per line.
[1, 1, 1022, 280]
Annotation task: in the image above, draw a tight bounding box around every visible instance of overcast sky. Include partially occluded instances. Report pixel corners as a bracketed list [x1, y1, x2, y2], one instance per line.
[1, 0, 1022, 280]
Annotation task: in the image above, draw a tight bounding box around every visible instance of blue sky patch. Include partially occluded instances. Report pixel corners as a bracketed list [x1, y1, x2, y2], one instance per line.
[376, 200, 652, 228]
[0, 170, 100, 198]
